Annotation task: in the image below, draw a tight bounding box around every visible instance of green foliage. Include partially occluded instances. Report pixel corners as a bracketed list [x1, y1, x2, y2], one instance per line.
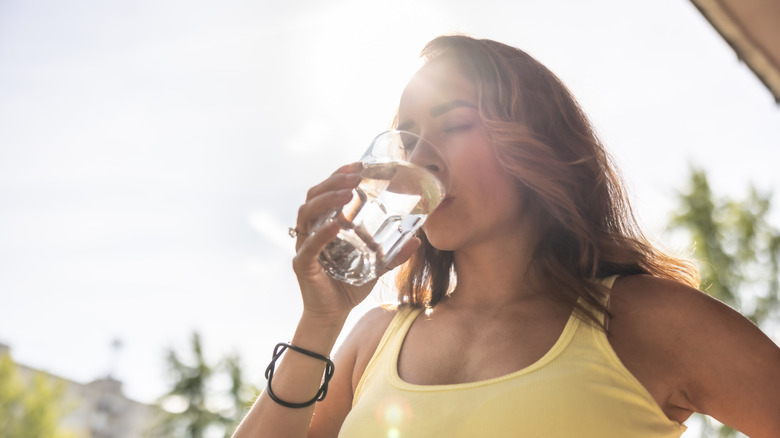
[667, 167, 780, 438]
[156, 332, 259, 438]
[0, 353, 73, 438]
[670, 167, 780, 325]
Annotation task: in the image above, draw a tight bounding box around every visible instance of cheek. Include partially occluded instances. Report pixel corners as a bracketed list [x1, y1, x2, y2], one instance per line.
[468, 151, 513, 199]
[473, 160, 524, 217]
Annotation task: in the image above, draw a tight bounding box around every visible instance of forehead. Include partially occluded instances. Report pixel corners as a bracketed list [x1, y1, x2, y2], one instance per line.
[398, 59, 476, 113]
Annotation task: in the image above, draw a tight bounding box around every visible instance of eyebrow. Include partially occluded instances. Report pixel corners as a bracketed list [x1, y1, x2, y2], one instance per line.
[397, 99, 478, 131]
[429, 99, 477, 117]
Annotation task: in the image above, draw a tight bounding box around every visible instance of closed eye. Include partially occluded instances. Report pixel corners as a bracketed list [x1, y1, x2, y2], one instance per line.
[443, 124, 474, 133]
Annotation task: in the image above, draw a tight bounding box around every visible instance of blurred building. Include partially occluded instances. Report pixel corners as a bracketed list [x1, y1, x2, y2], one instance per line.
[0, 343, 162, 438]
[691, 0, 780, 102]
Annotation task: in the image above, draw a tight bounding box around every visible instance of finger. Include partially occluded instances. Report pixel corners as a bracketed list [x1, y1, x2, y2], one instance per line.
[296, 188, 354, 238]
[332, 161, 362, 175]
[292, 219, 341, 276]
[305, 163, 362, 202]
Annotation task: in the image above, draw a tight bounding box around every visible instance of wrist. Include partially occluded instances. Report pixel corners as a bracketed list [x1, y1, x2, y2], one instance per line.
[264, 342, 335, 409]
[291, 311, 348, 356]
[300, 307, 349, 330]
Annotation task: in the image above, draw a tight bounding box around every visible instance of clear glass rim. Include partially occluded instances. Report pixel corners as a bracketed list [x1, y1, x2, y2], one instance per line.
[360, 129, 450, 190]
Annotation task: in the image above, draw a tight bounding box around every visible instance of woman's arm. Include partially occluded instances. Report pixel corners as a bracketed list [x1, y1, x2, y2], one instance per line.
[232, 310, 351, 438]
[308, 306, 398, 438]
[232, 163, 419, 438]
[232, 305, 398, 438]
[232, 164, 370, 438]
[670, 282, 780, 436]
[612, 275, 780, 437]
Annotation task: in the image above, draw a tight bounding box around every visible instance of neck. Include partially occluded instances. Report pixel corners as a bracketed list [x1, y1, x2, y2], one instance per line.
[446, 232, 540, 310]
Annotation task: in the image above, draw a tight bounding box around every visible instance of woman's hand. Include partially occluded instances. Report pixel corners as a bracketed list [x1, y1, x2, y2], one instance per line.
[291, 162, 420, 325]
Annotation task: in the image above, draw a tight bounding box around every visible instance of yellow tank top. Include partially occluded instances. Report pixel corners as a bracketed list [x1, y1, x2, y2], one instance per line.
[338, 277, 687, 437]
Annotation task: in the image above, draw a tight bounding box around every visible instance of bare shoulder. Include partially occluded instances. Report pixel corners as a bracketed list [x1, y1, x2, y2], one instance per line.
[608, 274, 761, 340]
[309, 305, 400, 437]
[610, 274, 780, 436]
[337, 305, 400, 390]
[611, 274, 716, 317]
[609, 273, 772, 361]
[610, 274, 774, 351]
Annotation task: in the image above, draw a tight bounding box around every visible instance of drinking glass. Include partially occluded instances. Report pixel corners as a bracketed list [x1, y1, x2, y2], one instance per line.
[316, 130, 449, 286]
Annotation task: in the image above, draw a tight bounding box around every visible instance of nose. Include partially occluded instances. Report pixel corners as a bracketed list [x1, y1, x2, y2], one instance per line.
[401, 132, 449, 188]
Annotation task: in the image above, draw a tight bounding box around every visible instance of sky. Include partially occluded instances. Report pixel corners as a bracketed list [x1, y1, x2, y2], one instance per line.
[1, 0, 778, 424]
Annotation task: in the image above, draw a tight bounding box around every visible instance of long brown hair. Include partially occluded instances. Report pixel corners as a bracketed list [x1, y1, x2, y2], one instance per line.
[394, 35, 699, 326]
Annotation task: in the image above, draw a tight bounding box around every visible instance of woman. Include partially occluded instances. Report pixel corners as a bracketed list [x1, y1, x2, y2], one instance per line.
[234, 35, 780, 437]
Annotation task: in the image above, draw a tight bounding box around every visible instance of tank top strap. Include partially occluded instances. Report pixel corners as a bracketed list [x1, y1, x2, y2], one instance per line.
[600, 274, 619, 289]
[599, 275, 619, 329]
[353, 305, 423, 405]
[383, 306, 423, 357]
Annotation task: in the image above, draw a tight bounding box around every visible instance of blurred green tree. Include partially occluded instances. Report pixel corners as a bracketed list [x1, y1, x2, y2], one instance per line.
[157, 332, 259, 438]
[0, 353, 74, 438]
[222, 353, 260, 435]
[666, 167, 780, 438]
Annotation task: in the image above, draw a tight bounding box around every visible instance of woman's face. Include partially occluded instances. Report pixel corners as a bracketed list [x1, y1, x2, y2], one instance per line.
[397, 59, 526, 252]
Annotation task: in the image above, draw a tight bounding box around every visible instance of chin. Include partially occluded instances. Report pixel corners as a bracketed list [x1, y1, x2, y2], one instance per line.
[422, 229, 457, 252]
[422, 212, 458, 251]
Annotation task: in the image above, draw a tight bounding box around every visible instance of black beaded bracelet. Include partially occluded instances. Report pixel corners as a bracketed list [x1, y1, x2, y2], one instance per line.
[264, 342, 335, 408]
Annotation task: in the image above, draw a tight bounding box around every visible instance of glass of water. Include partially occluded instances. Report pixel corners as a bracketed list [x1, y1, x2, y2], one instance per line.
[316, 130, 449, 286]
